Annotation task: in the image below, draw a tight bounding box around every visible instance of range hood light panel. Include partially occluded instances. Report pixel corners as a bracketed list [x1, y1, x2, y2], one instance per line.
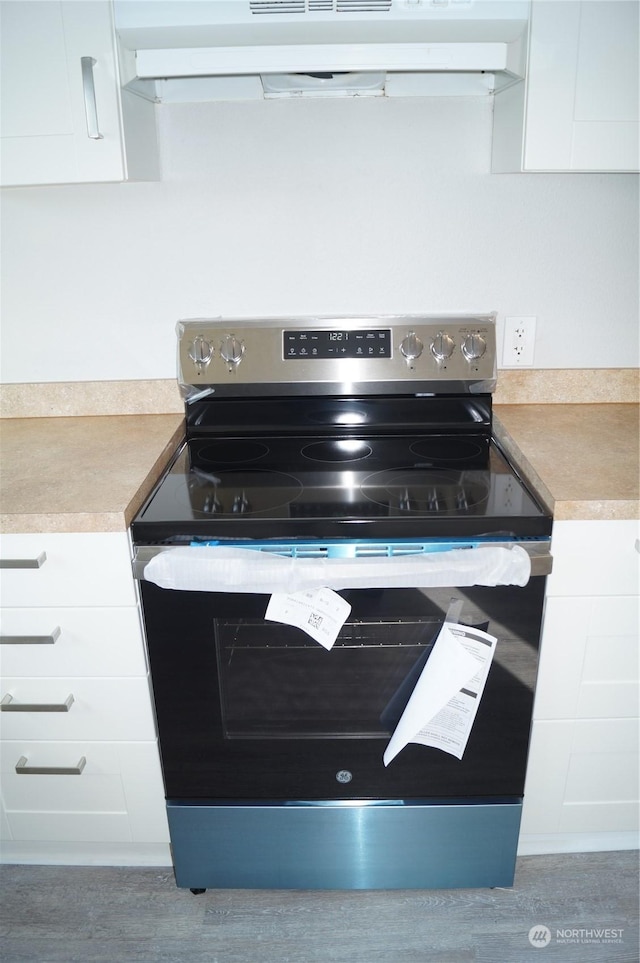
[262, 70, 387, 95]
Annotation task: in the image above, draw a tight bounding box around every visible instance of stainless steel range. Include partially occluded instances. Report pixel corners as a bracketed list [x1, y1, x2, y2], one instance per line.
[132, 315, 552, 893]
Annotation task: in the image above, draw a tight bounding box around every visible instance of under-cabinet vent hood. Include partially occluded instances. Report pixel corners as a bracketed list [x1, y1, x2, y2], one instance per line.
[115, 0, 529, 101]
[249, 1, 393, 11]
[249, 0, 391, 13]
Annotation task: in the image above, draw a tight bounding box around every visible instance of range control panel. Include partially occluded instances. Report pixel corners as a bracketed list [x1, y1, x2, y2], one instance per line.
[284, 329, 392, 360]
[178, 315, 497, 395]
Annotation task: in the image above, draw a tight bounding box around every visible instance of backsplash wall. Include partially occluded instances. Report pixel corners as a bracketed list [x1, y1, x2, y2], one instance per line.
[1, 96, 638, 383]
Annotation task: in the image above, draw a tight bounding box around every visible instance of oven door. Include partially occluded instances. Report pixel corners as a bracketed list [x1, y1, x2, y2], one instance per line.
[138, 575, 546, 802]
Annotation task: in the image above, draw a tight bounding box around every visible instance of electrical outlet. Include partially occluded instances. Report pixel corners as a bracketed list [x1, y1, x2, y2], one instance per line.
[503, 316, 536, 367]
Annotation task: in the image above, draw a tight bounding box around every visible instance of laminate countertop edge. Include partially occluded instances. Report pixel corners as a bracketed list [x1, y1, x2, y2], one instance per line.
[0, 415, 185, 535]
[493, 404, 640, 522]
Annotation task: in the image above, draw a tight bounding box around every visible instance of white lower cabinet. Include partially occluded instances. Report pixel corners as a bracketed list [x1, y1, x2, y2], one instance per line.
[519, 520, 640, 855]
[0, 532, 170, 865]
[1, 742, 167, 844]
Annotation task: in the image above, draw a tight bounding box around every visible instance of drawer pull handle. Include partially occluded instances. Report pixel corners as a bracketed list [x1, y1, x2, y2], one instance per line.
[1, 693, 74, 712]
[81, 56, 103, 140]
[0, 553, 47, 569]
[15, 755, 86, 776]
[0, 627, 61, 645]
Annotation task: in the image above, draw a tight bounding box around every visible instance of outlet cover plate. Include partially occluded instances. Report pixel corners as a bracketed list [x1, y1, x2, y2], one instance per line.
[503, 316, 536, 366]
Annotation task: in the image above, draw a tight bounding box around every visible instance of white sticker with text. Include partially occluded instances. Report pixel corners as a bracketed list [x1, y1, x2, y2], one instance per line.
[265, 588, 352, 650]
[383, 622, 497, 764]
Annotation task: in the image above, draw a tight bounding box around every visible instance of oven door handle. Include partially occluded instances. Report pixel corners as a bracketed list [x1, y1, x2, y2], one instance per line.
[132, 542, 553, 582]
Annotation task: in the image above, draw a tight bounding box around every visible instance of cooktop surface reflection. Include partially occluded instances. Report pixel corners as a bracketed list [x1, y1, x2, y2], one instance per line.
[134, 434, 552, 540]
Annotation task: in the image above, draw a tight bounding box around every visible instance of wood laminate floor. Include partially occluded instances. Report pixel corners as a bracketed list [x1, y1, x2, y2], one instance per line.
[0, 852, 638, 963]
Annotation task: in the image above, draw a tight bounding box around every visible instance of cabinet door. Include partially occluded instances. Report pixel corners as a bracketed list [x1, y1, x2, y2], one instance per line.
[527, 0, 638, 171]
[493, 0, 639, 172]
[0, 1, 152, 185]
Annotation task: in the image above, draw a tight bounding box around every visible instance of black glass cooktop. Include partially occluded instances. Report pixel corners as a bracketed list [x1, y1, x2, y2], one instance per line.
[133, 432, 551, 542]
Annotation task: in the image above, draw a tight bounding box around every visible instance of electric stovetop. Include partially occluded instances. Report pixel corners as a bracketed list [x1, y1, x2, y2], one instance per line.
[132, 431, 552, 543]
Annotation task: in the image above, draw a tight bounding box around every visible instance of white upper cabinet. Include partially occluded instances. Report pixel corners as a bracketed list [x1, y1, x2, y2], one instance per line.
[0, 1, 158, 186]
[492, 0, 639, 172]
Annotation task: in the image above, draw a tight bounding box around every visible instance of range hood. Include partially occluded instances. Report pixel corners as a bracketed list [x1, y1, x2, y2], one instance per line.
[115, 0, 530, 100]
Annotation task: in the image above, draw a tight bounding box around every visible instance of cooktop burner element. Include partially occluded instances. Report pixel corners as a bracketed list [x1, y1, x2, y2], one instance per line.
[409, 438, 486, 464]
[301, 440, 373, 462]
[197, 440, 270, 464]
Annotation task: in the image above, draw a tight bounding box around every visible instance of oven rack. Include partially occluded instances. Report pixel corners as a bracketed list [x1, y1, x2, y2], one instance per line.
[219, 616, 442, 651]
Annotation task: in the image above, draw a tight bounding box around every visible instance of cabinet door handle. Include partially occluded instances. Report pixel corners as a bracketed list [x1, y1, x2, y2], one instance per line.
[81, 56, 104, 140]
[0, 627, 61, 645]
[0, 553, 47, 569]
[1, 693, 74, 712]
[15, 755, 86, 776]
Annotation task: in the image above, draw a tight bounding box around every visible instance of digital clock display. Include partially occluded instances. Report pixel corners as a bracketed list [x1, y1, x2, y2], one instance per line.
[283, 329, 391, 360]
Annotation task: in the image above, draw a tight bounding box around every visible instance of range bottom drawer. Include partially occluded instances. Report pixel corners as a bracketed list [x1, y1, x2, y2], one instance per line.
[167, 800, 523, 890]
[1, 742, 169, 844]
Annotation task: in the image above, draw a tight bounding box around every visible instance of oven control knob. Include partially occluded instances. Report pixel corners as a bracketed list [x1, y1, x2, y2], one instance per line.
[220, 334, 245, 366]
[430, 332, 455, 363]
[400, 332, 424, 361]
[232, 491, 251, 514]
[461, 333, 487, 363]
[188, 336, 214, 366]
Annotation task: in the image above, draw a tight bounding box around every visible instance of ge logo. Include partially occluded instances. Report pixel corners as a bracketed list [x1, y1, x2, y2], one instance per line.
[336, 769, 353, 784]
[528, 925, 552, 948]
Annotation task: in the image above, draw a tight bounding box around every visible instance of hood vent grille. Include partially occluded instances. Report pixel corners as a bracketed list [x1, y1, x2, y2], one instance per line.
[250, 0, 392, 13]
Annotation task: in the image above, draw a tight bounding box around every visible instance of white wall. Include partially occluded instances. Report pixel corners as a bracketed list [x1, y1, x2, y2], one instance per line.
[1, 96, 638, 383]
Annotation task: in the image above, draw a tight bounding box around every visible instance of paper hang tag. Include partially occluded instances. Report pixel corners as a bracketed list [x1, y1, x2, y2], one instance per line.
[265, 588, 352, 650]
[383, 621, 497, 765]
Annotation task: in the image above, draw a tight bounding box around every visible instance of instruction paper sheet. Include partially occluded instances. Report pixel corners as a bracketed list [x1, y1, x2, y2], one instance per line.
[265, 588, 352, 650]
[383, 622, 497, 765]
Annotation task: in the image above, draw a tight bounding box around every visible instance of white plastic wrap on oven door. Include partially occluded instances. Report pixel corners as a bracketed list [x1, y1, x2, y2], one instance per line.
[141, 544, 532, 593]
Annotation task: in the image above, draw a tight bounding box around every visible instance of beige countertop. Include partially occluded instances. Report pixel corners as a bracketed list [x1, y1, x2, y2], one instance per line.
[494, 404, 639, 521]
[0, 414, 185, 534]
[0, 402, 638, 534]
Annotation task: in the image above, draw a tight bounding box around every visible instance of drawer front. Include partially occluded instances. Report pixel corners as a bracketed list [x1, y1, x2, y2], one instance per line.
[0, 608, 146, 677]
[547, 520, 640, 598]
[536, 595, 640, 720]
[0, 533, 136, 607]
[522, 718, 640, 835]
[0, 678, 156, 741]
[1, 741, 168, 844]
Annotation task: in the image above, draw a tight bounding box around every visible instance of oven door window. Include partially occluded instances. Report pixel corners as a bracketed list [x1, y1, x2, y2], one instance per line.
[215, 616, 442, 740]
[141, 581, 545, 800]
